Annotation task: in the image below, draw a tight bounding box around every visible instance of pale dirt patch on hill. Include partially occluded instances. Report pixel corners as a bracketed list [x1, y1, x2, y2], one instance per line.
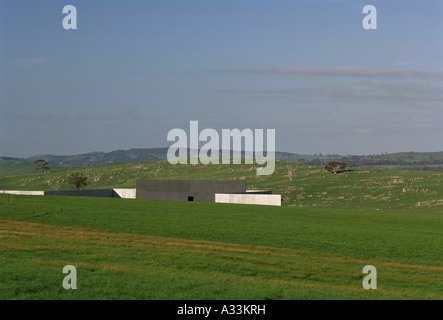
[416, 199, 443, 207]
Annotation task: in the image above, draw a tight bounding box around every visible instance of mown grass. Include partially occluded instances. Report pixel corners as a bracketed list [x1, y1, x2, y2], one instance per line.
[0, 194, 442, 299]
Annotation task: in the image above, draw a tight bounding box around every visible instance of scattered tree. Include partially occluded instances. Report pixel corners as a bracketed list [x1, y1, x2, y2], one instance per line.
[67, 172, 88, 190]
[34, 159, 49, 173]
[325, 161, 347, 174]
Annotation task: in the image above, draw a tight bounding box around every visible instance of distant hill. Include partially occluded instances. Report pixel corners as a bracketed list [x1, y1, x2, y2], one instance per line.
[1, 159, 442, 213]
[301, 151, 443, 172]
[0, 148, 168, 174]
[27, 148, 167, 167]
[1, 148, 442, 174]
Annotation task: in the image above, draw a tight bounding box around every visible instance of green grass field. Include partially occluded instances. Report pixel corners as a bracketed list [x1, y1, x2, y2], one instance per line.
[0, 161, 442, 299]
[1, 160, 442, 211]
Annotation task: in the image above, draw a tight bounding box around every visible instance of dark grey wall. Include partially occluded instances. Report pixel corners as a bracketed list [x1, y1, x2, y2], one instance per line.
[136, 180, 246, 202]
[45, 189, 114, 197]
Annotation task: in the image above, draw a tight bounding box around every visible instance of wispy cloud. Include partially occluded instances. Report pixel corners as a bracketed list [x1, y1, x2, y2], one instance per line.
[287, 82, 443, 101]
[429, 55, 443, 63]
[4, 111, 148, 125]
[216, 66, 443, 80]
[394, 61, 412, 66]
[219, 82, 443, 107]
[10, 57, 46, 66]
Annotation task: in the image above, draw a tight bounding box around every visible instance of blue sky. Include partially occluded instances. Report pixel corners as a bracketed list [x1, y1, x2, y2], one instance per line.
[1, 0, 442, 158]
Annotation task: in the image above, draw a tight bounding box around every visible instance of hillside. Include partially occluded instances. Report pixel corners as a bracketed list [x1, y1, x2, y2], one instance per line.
[0, 148, 168, 174]
[2, 149, 442, 175]
[1, 156, 442, 301]
[1, 160, 441, 213]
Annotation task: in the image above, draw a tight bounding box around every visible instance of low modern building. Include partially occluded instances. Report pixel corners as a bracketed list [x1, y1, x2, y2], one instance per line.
[136, 179, 245, 202]
[136, 179, 281, 206]
[1, 179, 281, 206]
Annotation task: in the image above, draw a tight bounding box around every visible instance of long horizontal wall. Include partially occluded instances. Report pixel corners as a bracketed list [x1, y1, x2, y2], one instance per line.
[1, 189, 280, 205]
[1, 189, 136, 199]
[45, 188, 136, 198]
[0, 190, 45, 196]
[215, 193, 281, 206]
[45, 189, 114, 197]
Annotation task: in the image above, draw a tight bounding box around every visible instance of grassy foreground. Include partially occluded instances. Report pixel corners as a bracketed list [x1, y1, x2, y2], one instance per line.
[0, 194, 442, 299]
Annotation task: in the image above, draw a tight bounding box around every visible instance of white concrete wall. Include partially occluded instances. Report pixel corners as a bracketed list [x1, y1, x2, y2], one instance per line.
[0, 190, 45, 196]
[112, 188, 136, 199]
[215, 193, 281, 206]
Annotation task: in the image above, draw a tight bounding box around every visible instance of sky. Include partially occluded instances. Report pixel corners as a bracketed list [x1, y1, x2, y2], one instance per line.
[1, 0, 442, 158]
